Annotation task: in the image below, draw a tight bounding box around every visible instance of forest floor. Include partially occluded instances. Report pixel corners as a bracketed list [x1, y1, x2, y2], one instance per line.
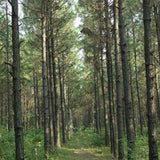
[51, 129, 113, 160]
[0, 127, 159, 160]
[0, 128, 113, 160]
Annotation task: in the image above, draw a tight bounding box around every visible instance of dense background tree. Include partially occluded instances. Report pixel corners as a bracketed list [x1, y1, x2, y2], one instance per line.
[0, 0, 160, 160]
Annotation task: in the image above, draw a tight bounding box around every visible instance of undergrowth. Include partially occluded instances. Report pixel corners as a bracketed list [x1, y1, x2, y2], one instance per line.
[0, 127, 160, 160]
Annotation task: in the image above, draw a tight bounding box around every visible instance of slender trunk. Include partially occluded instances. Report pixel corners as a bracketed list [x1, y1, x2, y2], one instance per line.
[50, 14, 57, 146]
[100, 41, 109, 146]
[131, 18, 143, 135]
[119, 0, 135, 159]
[12, 0, 24, 159]
[62, 54, 67, 138]
[6, 2, 11, 132]
[114, 0, 124, 159]
[51, 30, 61, 149]
[47, 19, 54, 146]
[58, 56, 67, 143]
[128, 50, 136, 134]
[33, 70, 38, 129]
[143, 0, 159, 159]
[46, 23, 53, 147]
[104, 0, 117, 157]
[41, 0, 50, 152]
[98, 0, 109, 144]
[36, 74, 41, 128]
[93, 49, 100, 134]
[67, 75, 73, 139]
[97, 73, 101, 134]
[49, 41, 54, 144]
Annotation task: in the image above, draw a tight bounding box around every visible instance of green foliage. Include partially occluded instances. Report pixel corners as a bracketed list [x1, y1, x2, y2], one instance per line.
[1, 127, 160, 160]
[0, 128, 112, 160]
[24, 129, 44, 160]
[0, 128, 15, 160]
[135, 135, 148, 160]
[0, 128, 44, 160]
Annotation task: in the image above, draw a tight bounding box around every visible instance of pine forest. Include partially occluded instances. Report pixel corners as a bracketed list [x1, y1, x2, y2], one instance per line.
[0, 0, 160, 160]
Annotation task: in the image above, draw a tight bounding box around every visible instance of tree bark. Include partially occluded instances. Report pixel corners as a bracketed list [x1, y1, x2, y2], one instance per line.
[36, 74, 41, 128]
[11, 0, 24, 159]
[93, 49, 100, 134]
[67, 75, 73, 139]
[114, 0, 124, 159]
[99, 36, 109, 146]
[6, 2, 12, 132]
[33, 70, 38, 129]
[118, 0, 135, 159]
[128, 52, 136, 134]
[41, 0, 50, 152]
[131, 18, 143, 135]
[143, 0, 159, 159]
[98, 0, 109, 146]
[58, 56, 67, 143]
[51, 26, 61, 149]
[104, 0, 117, 157]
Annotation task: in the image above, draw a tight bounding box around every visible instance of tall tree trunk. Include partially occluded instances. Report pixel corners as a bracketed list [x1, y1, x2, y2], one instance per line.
[99, 37, 109, 146]
[131, 18, 143, 135]
[98, 0, 109, 145]
[67, 76, 73, 139]
[62, 54, 67, 138]
[143, 0, 159, 159]
[128, 50, 136, 134]
[104, 0, 117, 157]
[58, 56, 67, 143]
[50, 13, 57, 146]
[97, 72, 101, 134]
[114, 0, 124, 159]
[93, 49, 100, 134]
[36, 74, 41, 128]
[33, 70, 38, 129]
[118, 0, 135, 159]
[49, 41, 54, 144]
[51, 28, 61, 149]
[41, 0, 50, 152]
[6, 2, 11, 132]
[11, 0, 24, 159]
[47, 23, 53, 147]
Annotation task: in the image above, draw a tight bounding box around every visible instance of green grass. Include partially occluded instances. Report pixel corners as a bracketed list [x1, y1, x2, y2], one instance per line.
[0, 127, 160, 160]
[0, 128, 113, 160]
[50, 128, 113, 160]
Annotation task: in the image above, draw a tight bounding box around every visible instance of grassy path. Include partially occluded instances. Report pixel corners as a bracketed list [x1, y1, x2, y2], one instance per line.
[1, 127, 159, 159]
[52, 129, 113, 160]
[0, 128, 113, 160]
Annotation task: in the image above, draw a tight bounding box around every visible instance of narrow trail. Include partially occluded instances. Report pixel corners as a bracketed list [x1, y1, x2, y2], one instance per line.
[53, 129, 113, 160]
[64, 148, 112, 160]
